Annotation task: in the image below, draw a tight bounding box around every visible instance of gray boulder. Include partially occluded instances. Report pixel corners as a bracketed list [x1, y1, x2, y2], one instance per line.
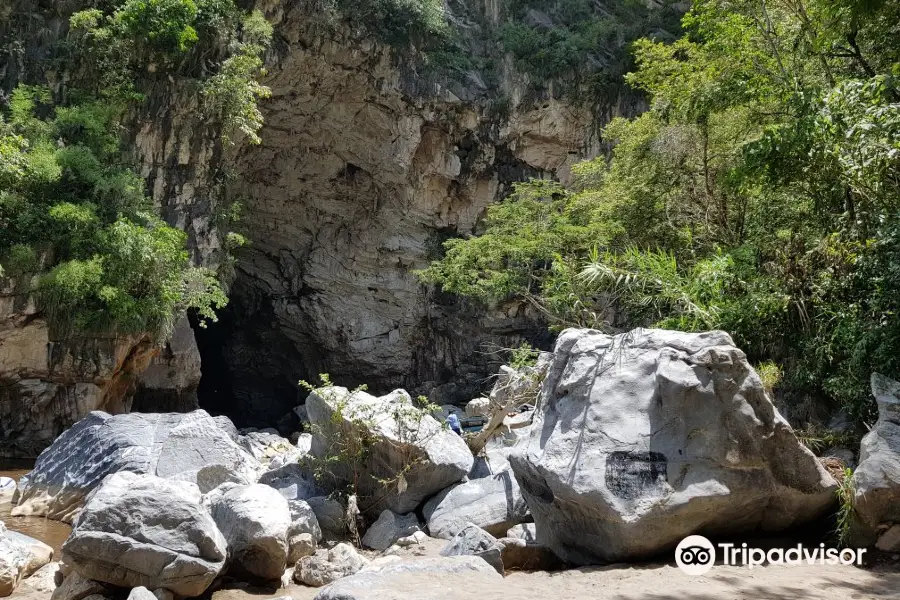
[294, 543, 368, 587]
[4, 530, 52, 579]
[361, 510, 420, 551]
[315, 556, 501, 600]
[259, 463, 319, 501]
[510, 328, 838, 564]
[307, 497, 345, 538]
[13, 410, 258, 522]
[288, 499, 323, 542]
[465, 398, 490, 418]
[61, 472, 226, 596]
[852, 374, 900, 549]
[439, 524, 504, 575]
[306, 387, 473, 515]
[207, 483, 291, 581]
[424, 471, 528, 539]
[49, 571, 110, 600]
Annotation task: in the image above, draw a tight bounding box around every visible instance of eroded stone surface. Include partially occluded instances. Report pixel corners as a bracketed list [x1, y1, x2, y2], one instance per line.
[511, 328, 838, 564]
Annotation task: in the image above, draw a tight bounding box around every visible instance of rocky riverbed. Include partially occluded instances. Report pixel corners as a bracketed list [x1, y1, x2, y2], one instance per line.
[2, 328, 900, 599]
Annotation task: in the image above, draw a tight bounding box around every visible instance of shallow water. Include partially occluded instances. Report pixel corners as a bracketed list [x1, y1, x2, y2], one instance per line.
[0, 460, 71, 557]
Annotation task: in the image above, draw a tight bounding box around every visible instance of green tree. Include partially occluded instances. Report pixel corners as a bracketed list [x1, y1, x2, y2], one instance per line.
[422, 0, 900, 426]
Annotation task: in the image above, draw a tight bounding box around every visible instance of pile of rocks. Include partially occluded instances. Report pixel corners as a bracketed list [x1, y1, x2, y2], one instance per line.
[9, 327, 881, 599]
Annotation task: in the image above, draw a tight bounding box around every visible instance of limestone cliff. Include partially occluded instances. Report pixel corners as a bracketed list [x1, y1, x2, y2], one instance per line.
[187, 4, 614, 424]
[0, 0, 642, 448]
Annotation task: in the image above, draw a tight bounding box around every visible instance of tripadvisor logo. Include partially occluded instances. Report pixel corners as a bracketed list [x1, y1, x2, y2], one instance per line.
[675, 535, 867, 576]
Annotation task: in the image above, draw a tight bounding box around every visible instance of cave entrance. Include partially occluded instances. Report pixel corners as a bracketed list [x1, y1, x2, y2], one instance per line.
[189, 298, 309, 433]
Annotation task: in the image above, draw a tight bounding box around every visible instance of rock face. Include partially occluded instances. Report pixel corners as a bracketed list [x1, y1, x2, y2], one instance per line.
[510, 328, 838, 564]
[439, 524, 504, 575]
[852, 374, 900, 549]
[207, 483, 291, 580]
[13, 410, 258, 522]
[306, 387, 473, 514]
[424, 472, 528, 539]
[131, 317, 202, 413]
[315, 556, 501, 600]
[61, 472, 227, 596]
[0, 277, 158, 458]
[188, 0, 598, 424]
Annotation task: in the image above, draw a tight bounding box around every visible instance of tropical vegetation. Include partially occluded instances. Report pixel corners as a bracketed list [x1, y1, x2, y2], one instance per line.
[421, 0, 900, 426]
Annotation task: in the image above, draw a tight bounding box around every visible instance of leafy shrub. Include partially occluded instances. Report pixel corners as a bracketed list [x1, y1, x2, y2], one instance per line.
[299, 375, 443, 522]
[1, 86, 227, 341]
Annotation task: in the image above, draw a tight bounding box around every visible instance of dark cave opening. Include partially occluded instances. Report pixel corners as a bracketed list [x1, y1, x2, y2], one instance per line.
[189, 301, 306, 432]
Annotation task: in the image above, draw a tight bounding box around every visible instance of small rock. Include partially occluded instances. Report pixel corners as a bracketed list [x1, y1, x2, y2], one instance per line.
[288, 533, 317, 564]
[439, 524, 504, 575]
[294, 543, 368, 587]
[361, 510, 420, 551]
[151, 589, 173, 600]
[50, 572, 109, 600]
[395, 531, 427, 547]
[126, 587, 156, 600]
[876, 524, 900, 552]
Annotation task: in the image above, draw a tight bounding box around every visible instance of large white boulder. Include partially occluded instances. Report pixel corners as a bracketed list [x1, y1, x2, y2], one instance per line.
[61, 472, 227, 596]
[0, 522, 32, 597]
[852, 374, 900, 549]
[306, 387, 473, 515]
[207, 483, 291, 581]
[13, 410, 258, 522]
[510, 328, 838, 564]
[424, 471, 528, 539]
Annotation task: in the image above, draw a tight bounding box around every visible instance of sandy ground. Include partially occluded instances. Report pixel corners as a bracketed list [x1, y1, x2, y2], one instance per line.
[210, 562, 900, 600]
[207, 537, 900, 600]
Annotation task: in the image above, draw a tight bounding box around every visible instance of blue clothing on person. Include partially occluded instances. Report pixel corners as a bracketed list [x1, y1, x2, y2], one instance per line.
[447, 413, 462, 435]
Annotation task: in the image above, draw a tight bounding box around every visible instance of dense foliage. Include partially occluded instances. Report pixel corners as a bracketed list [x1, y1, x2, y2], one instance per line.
[0, 0, 272, 341]
[422, 0, 900, 426]
[68, 0, 272, 143]
[500, 0, 683, 104]
[0, 87, 226, 340]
